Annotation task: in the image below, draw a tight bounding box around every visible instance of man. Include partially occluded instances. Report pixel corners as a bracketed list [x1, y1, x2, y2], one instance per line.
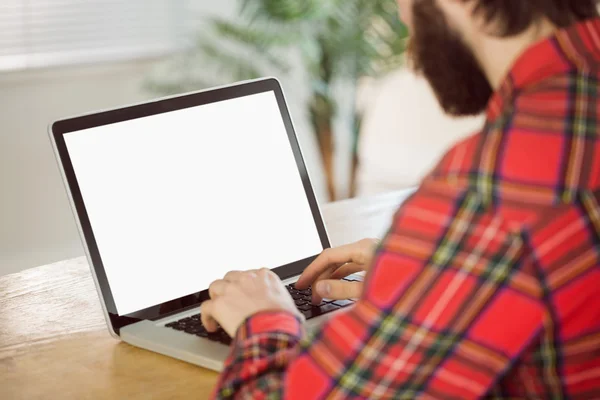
[202, 0, 600, 398]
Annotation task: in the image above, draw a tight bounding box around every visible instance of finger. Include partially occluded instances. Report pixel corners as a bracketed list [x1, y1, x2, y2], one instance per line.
[223, 270, 245, 282]
[295, 246, 356, 289]
[310, 267, 336, 305]
[200, 300, 219, 332]
[311, 264, 363, 304]
[315, 280, 363, 300]
[208, 279, 228, 298]
[296, 239, 377, 288]
[330, 263, 364, 280]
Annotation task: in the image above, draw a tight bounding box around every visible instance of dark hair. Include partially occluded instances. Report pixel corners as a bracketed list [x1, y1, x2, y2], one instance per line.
[471, 0, 600, 36]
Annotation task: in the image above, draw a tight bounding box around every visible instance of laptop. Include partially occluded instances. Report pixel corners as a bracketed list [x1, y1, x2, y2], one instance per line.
[49, 77, 359, 371]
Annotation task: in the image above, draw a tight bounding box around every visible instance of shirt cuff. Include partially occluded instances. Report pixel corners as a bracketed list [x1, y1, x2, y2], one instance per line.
[235, 310, 304, 341]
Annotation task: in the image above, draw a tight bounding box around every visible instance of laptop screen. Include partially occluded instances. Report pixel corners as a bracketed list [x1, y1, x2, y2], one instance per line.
[63, 90, 324, 316]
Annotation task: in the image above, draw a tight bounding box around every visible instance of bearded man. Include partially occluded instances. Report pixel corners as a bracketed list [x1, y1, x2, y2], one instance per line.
[202, 1, 600, 398]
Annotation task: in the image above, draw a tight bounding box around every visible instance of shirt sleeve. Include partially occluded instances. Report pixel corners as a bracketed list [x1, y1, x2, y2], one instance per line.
[211, 182, 547, 399]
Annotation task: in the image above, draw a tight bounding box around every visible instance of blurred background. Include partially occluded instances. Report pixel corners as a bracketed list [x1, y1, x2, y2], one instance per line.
[0, 0, 483, 276]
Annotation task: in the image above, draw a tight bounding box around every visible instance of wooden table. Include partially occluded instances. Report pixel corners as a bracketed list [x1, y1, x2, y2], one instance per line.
[0, 190, 412, 399]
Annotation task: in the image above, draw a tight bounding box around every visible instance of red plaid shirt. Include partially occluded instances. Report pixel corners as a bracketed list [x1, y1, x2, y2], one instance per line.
[212, 19, 600, 399]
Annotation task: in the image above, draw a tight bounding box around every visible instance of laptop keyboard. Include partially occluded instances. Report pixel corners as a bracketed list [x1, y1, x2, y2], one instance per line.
[164, 276, 362, 345]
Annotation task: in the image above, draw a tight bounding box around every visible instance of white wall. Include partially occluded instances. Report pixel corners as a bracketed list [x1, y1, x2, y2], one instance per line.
[0, 60, 156, 275]
[0, 0, 325, 276]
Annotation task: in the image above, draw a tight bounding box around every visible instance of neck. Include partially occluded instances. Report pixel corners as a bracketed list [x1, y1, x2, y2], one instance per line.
[472, 20, 558, 89]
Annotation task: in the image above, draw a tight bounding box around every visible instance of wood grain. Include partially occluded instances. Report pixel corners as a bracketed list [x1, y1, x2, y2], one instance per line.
[0, 190, 411, 399]
[0, 331, 220, 399]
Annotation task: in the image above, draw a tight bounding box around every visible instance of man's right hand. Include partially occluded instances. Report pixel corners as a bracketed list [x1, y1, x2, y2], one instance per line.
[294, 238, 380, 305]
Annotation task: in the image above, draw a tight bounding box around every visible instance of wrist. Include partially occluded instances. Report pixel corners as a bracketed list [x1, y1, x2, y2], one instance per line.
[235, 309, 304, 341]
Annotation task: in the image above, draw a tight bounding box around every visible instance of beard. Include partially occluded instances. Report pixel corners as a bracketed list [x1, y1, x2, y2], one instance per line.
[408, 0, 493, 116]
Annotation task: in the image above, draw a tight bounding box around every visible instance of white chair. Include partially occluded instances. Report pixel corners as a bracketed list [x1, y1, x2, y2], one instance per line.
[355, 68, 485, 196]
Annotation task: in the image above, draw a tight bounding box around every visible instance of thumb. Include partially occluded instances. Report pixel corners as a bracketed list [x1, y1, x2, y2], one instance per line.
[315, 280, 363, 300]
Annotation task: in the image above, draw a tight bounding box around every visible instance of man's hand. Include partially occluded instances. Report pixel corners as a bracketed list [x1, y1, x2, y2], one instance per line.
[201, 268, 302, 337]
[295, 238, 380, 305]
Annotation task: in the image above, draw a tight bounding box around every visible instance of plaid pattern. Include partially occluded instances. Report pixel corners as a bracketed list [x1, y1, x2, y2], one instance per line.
[212, 19, 600, 399]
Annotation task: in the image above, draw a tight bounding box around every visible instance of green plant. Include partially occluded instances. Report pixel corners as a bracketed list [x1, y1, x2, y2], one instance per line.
[147, 0, 408, 201]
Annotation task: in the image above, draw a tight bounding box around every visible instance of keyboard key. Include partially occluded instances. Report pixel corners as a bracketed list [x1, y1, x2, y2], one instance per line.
[297, 303, 312, 311]
[332, 299, 355, 308]
[318, 303, 340, 315]
[163, 311, 246, 346]
[302, 303, 339, 319]
[343, 274, 364, 282]
[301, 308, 316, 319]
[294, 299, 307, 307]
[163, 313, 234, 345]
[219, 336, 232, 345]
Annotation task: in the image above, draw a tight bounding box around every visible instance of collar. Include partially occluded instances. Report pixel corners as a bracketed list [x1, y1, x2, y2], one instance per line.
[487, 18, 600, 121]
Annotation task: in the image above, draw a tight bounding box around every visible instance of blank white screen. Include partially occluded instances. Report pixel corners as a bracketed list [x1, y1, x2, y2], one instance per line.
[64, 91, 324, 315]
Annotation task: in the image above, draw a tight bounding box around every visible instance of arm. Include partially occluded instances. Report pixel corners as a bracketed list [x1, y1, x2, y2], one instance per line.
[212, 182, 546, 399]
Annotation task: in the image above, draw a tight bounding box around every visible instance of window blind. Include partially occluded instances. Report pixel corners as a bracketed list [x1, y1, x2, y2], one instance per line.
[0, 0, 186, 71]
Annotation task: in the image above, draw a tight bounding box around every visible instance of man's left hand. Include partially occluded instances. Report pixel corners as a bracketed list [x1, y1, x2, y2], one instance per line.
[201, 268, 303, 337]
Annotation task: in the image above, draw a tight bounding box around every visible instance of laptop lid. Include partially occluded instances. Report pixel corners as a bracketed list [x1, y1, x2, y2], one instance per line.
[49, 78, 330, 335]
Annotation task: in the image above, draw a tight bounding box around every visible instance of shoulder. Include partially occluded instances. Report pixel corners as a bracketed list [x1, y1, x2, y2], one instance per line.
[427, 132, 482, 182]
[498, 72, 600, 196]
